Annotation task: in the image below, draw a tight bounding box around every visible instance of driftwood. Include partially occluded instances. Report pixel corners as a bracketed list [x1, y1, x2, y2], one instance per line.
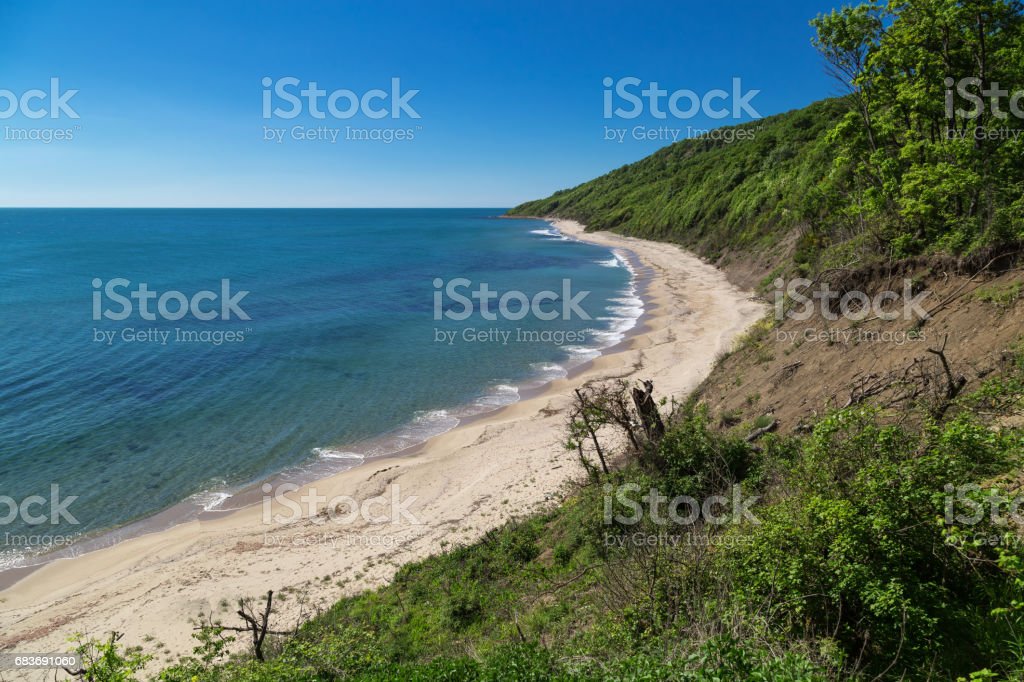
[841, 373, 892, 409]
[745, 419, 779, 443]
[631, 380, 665, 441]
[831, 335, 968, 421]
[774, 361, 803, 386]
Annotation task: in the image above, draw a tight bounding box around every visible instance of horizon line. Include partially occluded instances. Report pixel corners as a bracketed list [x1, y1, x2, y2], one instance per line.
[0, 206, 515, 210]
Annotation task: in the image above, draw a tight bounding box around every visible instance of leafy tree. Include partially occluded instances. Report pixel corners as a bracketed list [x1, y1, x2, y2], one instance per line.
[811, 0, 1024, 254]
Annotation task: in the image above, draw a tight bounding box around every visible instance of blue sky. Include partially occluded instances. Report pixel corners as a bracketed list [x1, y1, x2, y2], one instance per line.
[0, 0, 844, 207]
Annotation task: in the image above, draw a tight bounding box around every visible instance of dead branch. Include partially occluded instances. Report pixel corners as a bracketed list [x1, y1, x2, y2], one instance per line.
[574, 388, 609, 474]
[774, 361, 804, 386]
[745, 419, 779, 443]
[926, 334, 967, 420]
[631, 380, 666, 441]
[234, 590, 279, 662]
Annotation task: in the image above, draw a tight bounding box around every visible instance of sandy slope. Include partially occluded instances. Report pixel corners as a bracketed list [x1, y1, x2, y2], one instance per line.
[0, 220, 764, 676]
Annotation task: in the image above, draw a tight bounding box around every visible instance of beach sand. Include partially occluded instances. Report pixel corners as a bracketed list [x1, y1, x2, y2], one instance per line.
[0, 220, 764, 674]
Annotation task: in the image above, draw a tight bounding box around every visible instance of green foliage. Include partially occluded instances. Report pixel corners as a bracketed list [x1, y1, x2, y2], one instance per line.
[148, 364, 1024, 681]
[510, 100, 844, 263]
[67, 632, 152, 682]
[654, 405, 752, 497]
[808, 0, 1024, 257]
[159, 624, 235, 681]
[727, 407, 1023, 673]
[159, 639, 829, 681]
[511, 0, 1024, 268]
[975, 282, 1023, 310]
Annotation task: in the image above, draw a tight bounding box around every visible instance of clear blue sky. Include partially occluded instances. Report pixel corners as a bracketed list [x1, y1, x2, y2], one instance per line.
[0, 0, 844, 207]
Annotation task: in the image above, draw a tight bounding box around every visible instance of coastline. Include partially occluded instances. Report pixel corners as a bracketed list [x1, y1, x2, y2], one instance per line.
[0, 219, 765, 667]
[0, 214, 647, 589]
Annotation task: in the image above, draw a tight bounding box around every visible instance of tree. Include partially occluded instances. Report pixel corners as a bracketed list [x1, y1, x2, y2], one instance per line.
[810, 0, 1024, 256]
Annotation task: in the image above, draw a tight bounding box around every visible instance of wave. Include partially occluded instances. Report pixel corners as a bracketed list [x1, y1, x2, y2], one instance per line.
[528, 361, 569, 382]
[466, 383, 520, 411]
[400, 409, 461, 444]
[312, 448, 366, 462]
[596, 252, 628, 268]
[299, 382, 522, 479]
[188, 489, 232, 512]
[563, 345, 602, 363]
[530, 227, 569, 241]
[0, 548, 23, 571]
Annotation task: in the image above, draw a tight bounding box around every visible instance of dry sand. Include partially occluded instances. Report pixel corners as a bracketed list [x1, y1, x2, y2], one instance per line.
[0, 220, 764, 676]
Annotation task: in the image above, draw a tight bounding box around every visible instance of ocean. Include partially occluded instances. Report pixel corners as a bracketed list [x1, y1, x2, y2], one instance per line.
[0, 209, 641, 571]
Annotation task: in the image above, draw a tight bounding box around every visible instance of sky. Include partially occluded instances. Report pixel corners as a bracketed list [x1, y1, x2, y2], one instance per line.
[0, 0, 845, 208]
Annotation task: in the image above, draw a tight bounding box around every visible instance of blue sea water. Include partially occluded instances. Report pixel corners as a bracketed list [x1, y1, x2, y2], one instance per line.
[0, 209, 641, 570]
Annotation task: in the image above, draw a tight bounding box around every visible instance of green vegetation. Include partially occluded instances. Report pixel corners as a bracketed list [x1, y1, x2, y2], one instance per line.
[69, 344, 1024, 680]
[808, 0, 1024, 259]
[62, 2, 1024, 680]
[512, 0, 1024, 271]
[511, 100, 842, 266]
[977, 281, 1023, 309]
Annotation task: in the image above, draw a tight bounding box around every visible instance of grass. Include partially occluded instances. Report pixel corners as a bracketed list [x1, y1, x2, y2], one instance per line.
[114, 345, 1024, 681]
[976, 282, 1022, 311]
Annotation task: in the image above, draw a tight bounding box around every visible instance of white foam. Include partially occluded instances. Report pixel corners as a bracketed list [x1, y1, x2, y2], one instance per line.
[189, 489, 232, 512]
[0, 549, 24, 571]
[530, 227, 569, 241]
[563, 345, 602, 362]
[597, 315, 639, 333]
[582, 272, 644, 351]
[607, 289, 644, 316]
[405, 409, 460, 440]
[313, 448, 366, 462]
[591, 330, 625, 346]
[471, 384, 520, 409]
[414, 408, 455, 424]
[596, 252, 629, 268]
[529, 361, 568, 382]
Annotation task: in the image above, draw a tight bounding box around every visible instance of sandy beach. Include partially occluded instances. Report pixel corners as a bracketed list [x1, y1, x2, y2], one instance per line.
[0, 220, 764, 675]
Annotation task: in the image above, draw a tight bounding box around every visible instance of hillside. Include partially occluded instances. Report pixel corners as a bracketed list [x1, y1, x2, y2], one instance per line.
[54, 1, 1024, 680]
[513, 0, 1024, 280]
[511, 98, 843, 276]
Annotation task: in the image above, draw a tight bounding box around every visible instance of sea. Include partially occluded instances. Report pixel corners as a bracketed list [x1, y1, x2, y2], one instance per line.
[0, 208, 642, 573]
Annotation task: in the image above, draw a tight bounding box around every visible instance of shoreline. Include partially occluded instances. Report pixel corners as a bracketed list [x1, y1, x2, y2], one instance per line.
[0, 219, 765, 667]
[0, 216, 650, 591]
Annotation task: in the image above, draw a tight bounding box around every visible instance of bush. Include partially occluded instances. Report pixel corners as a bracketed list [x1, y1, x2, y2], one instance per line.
[726, 407, 1024, 675]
